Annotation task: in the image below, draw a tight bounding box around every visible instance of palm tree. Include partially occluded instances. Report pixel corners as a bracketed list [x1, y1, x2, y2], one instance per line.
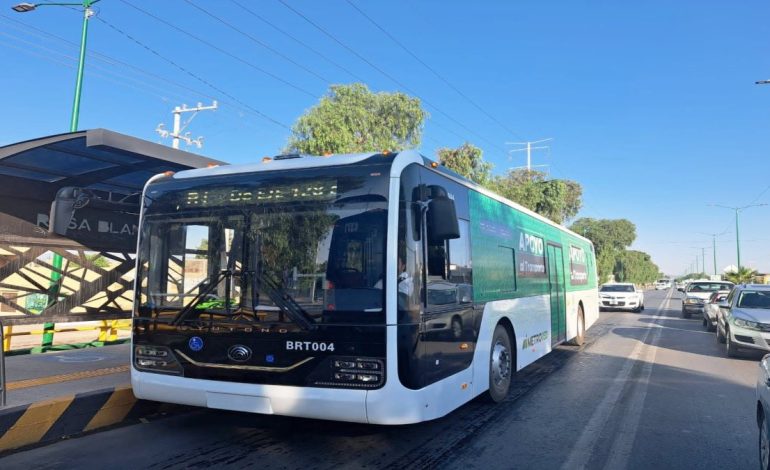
[724, 267, 757, 284]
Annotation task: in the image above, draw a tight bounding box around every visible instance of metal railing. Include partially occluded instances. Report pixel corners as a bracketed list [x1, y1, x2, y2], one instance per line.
[1, 320, 132, 353]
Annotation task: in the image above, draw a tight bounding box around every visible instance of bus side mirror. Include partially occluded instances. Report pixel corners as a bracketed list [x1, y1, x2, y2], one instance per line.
[49, 187, 83, 236]
[427, 197, 460, 242]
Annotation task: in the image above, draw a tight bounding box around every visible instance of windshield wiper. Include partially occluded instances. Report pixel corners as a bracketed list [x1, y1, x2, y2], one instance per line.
[260, 271, 316, 331]
[171, 269, 233, 326]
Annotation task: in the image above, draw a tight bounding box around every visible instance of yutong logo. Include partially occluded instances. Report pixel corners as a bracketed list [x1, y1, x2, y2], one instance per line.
[227, 345, 252, 362]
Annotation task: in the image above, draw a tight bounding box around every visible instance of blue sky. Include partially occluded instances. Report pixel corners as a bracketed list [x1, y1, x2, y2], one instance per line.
[1, 0, 769, 275]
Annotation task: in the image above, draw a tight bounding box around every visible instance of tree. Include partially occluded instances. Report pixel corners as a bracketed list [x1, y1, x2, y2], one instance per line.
[724, 267, 757, 284]
[437, 142, 492, 185]
[491, 169, 583, 224]
[286, 83, 426, 155]
[570, 218, 639, 282]
[614, 250, 660, 284]
[570, 218, 636, 254]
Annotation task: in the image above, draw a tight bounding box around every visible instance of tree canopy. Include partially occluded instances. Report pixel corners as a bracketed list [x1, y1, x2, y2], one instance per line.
[724, 267, 757, 284]
[437, 142, 492, 186]
[569, 217, 657, 284]
[614, 250, 660, 284]
[286, 83, 426, 155]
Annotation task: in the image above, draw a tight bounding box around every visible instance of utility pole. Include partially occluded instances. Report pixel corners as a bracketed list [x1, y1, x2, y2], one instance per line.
[506, 138, 552, 173]
[157, 101, 218, 149]
[698, 230, 728, 276]
[709, 203, 767, 271]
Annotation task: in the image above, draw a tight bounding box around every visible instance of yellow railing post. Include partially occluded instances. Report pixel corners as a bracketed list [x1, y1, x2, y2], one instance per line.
[2, 325, 11, 352]
[108, 320, 118, 342]
[98, 320, 109, 343]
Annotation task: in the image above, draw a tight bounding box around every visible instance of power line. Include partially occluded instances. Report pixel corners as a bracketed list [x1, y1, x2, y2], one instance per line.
[275, 0, 508, 154]
[344, 0, 525, 142]
[117, 0, 316, 99]
[94, 15, 290, 130]
[0, 13, 286, 131]
[228, 0, 367, 83]
[0, 30, 191, 103]
[182, 0, 330, 84]
[0, 13, 216, 101]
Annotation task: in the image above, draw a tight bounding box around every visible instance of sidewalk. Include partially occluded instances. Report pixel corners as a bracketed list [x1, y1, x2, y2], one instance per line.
[3, 343, 130, 407]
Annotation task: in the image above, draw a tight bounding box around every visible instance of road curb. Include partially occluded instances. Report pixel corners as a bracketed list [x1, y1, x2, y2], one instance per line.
[0, 386, 184, 454]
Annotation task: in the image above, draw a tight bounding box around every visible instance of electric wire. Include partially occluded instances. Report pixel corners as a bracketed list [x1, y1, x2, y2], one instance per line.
[228, 0, 367, 83]
[94, 15, 290, 130]
[182, 0, 330, 84]
[117, 0, 316, 98]
[0, 13, 283, 129]
[275, 0, 509, 154]
[345, 0, 525, 142]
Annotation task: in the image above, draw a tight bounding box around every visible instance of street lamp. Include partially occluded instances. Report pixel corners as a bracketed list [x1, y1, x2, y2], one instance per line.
[12, 0, 100, 132]
[12, 0, 100, 347]
[709, 203, 768, 271]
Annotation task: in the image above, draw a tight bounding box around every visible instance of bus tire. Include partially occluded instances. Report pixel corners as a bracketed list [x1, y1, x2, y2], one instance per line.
[485, 324, 513, 403]
[569, 306, 586, 346]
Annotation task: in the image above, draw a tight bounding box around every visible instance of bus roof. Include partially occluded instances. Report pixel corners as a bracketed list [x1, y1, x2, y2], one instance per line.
[165, 149, 594, 248]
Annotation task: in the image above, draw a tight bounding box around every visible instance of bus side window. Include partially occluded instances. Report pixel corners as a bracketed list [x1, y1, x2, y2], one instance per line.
[426, 219, 472, 307]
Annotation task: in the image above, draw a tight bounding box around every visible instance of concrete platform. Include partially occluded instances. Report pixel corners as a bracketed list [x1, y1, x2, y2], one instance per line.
[3, 343, 130, 408]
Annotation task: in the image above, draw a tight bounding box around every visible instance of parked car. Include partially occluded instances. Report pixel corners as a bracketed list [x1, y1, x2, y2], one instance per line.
[702, 291, 729, 332]
[681, 280, 734, 318]
[599, 283, 644, 312]
[756, 354, 770, 470]
[716, 284, 770, 357]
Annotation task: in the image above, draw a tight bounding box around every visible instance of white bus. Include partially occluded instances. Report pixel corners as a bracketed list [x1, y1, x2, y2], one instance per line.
[131, 150, 599, 424]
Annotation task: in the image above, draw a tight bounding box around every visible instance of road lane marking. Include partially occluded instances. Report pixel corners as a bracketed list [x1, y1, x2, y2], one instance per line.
[561, 289, 673, 470]
[602, 294, 671, 470]
[6, 365, 130, 390]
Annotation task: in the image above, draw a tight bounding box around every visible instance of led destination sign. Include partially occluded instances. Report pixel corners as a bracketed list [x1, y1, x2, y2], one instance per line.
[182, 180, 338, 207]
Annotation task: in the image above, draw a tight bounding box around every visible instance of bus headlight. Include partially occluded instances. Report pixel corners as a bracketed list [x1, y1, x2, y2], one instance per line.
[314, 356, 385, 388]
[134, 345, 183, 375]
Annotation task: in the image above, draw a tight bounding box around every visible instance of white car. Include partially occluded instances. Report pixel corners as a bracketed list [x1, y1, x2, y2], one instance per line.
[716, 284, 770, 357]
[599, 283, 644, 312]
[654, 279, 671, 290]
[702, 291, 729, 332]
[682, 280, 734, 319]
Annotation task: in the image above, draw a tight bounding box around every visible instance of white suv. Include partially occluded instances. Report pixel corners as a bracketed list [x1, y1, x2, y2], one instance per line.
[599, 283, 644, 312]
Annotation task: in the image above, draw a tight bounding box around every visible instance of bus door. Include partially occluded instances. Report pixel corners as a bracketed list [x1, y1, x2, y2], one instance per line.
[546, 243, 566, 345]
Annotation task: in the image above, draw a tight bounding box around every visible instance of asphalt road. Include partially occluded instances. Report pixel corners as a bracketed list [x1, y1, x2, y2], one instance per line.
[1, 289, 762, 469]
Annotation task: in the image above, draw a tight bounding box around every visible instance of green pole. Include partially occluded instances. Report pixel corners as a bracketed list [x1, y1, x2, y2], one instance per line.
[44, 0, 93, 349]
[735, 209, 741, 272]
[69, 0, 91, 133]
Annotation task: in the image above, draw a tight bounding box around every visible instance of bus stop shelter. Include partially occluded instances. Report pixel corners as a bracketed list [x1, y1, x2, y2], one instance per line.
[0, 129, 225, 325]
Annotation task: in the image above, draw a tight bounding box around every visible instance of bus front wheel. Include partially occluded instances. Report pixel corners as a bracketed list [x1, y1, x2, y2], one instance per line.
[485, 324, 513, 403]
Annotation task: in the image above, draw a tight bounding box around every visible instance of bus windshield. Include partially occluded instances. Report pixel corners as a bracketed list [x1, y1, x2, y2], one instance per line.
[136, 170, 388, 327]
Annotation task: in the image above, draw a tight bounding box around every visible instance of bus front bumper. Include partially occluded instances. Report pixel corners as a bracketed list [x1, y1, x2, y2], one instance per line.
[132, 369, 369, 423]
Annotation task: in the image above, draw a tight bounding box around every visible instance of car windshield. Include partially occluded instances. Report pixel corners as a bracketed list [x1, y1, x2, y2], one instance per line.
[687, 282, 733, 293]
[737, 291, 770, 309]
[136, 169, 389, 327]
[600, 285, 635, 292]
